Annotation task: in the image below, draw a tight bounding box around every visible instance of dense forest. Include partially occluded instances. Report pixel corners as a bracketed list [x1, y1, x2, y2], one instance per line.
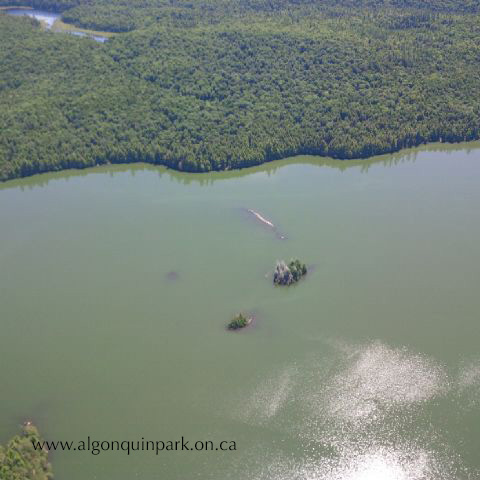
[1, 0, 480, 180]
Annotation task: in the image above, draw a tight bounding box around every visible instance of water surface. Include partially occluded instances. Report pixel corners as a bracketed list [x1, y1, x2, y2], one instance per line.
[5, 8, 108, 42]
[5, 8, 59, 27]
[0, 143, 479, 479]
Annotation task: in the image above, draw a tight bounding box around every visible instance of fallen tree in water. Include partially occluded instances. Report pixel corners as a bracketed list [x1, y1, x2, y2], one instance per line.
[247, 209, 274, 228]
[245, 209, 286, 240]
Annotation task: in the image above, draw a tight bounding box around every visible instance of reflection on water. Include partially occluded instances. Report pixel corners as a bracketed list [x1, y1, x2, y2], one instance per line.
[68, 30, 108, 43]
[234, 366, 297, 425]
[5, 8, 59, 28]
[2, 139, 480, 191]
[5, 8, 108, 42]
[456, 359, 480, 409]
[0, 139, 479, 479]
[250, 446, 458, 480]
[324, 448, 433, 480]
[321, 341, 449, 423]
[227, 340, 476, 480]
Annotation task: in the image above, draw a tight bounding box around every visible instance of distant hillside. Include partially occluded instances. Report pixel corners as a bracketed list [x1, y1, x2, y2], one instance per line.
[1, 1, 480, 180]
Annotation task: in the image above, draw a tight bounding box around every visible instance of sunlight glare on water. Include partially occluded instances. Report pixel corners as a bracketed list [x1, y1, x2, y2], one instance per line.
[1, 146, 479, 479]
[324, 448, 431, 480]
[338, 454, 413, 480]
[236, 340, 470, 480]
[248, 444, 446, 480]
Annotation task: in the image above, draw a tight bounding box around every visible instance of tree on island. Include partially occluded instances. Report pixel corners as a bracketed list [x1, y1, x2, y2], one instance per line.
[273, 259, 307, 285]
[227, 313, 252, 330]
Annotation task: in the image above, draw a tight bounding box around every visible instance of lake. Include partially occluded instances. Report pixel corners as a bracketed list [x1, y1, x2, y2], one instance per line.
[5, 8, 108, 42]
[0, 143, 479, 479]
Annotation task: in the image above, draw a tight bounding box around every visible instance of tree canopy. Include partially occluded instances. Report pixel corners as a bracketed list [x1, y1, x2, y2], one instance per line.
[1, 0, 480, 180]
[0, 424, 53, 480]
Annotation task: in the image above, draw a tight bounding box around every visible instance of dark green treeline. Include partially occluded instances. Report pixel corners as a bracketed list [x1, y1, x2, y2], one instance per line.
[1, 0, 480, 180]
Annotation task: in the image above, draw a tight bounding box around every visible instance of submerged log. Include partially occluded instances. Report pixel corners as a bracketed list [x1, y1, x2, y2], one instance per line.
[245, 208, 286, 239]
[247, 209, 275, 228]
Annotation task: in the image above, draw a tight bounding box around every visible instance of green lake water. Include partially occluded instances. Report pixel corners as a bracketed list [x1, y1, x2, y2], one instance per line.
[0, 143, 479, 479]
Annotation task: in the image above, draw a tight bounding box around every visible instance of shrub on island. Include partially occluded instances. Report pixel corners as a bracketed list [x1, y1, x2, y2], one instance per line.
[273, 259, 307, 285]
[227, 313, 252, 330]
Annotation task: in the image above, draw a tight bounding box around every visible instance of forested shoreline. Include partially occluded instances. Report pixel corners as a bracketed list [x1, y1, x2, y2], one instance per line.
[1, 0, 480, 181]
[0, 424, 52, 479]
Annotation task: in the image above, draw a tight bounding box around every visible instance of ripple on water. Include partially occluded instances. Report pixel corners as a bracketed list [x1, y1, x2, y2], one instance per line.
[225, 340, 475, 480]
[231, 365, 297, 425]
[320, 341, 449, 424]
[455, 359, 480, 408]
[244, 441, 466, 480]
[457, 359, 480, 390]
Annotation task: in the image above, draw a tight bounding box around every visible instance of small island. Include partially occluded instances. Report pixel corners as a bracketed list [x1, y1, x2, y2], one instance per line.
[227, 313, 253, 330]
[273, 259, 307, 286]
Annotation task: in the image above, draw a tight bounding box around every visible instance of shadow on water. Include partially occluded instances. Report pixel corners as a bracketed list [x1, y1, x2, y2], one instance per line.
[166, 271, 180, 282]
[1, 140, 480, 192]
